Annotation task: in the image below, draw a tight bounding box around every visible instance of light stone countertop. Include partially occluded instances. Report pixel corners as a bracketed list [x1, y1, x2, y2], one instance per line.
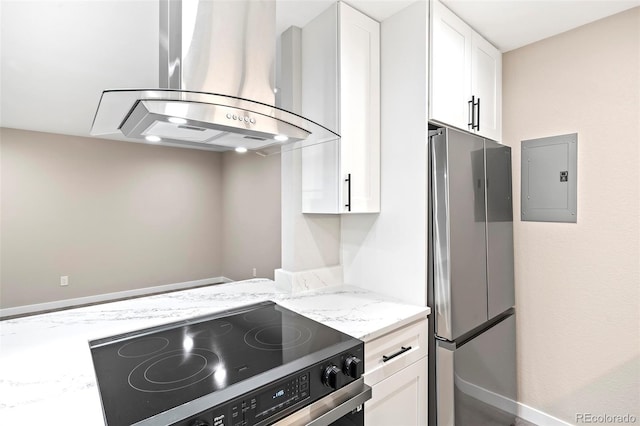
[0, 279, 429, 425]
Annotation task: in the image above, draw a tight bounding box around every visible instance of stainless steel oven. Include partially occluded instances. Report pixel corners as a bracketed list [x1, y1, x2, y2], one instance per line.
[89, 301, 371, 426]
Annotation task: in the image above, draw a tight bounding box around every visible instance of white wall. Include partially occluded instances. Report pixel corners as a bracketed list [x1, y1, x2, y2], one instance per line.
[341, 1, 429, 306]
[503, 7, 640, 423]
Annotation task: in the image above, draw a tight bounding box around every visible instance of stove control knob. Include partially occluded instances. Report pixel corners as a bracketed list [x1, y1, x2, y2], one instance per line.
[344, 356, 363, 379]
[322, 365, 344, 389]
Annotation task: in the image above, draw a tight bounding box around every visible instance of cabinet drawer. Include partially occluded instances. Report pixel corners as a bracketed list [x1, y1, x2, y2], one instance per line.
[364, 318, 427, 386]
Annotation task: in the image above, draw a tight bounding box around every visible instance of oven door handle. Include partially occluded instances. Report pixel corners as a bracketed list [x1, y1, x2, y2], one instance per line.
[307, 381, 372, 426]
[273, 378, 372, 426]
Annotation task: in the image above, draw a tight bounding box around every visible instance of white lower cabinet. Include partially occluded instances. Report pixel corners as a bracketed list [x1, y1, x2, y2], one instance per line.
[363, 318, 428, 425]
[365, 359, 427, 426]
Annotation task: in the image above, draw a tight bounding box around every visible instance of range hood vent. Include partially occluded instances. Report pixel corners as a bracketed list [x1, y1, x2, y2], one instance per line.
[90, 0, 338, 155]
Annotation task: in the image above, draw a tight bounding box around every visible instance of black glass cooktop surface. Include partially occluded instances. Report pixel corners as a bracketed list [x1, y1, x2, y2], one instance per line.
[89, 301, 355, 426]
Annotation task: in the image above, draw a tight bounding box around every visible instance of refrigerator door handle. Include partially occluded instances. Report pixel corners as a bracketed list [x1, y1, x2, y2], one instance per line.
[435, 337, 456, 351]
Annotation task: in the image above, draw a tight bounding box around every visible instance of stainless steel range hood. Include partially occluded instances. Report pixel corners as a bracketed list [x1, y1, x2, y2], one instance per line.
[90, 0, 338, 155]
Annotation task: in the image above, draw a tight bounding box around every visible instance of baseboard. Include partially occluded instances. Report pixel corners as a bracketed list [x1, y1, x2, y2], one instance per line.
[455, 375, 573, 426]
[0, 276, 231, 319]
[517, 402, 574, 426]
[454, 375, 518, 415]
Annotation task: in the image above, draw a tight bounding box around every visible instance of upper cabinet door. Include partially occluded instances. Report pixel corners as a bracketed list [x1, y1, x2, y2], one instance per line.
[430, 0, 502, 142]
[430, 0, 472, 131]
[301, 2, 380, 214]
[339, 2, 380, 214]
[472, 34, 502, 141]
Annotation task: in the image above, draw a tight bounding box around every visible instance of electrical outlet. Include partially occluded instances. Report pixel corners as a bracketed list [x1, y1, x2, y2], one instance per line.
[252, 268, 257, 277]
[60, 276, 69, 286]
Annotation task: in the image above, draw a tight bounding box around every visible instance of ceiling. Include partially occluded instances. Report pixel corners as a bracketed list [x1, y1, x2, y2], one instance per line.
[1, 0, 638, 139]
[440, 0, 640, 52]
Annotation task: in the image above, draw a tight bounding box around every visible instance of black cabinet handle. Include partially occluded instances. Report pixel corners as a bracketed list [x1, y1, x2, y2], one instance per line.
[345, 173, 351, 212]
[382, 346, 412, 362]
[468, 96, 480, 131]
[468, 95, 475, 129]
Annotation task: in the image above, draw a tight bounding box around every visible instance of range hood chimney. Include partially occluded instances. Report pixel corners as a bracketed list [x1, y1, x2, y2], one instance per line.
[90, 0, 338, 155]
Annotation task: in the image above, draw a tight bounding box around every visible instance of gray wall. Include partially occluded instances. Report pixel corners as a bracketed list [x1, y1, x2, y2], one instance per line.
[221, 151, 281, 281]
[503, 7, 640, 423]
[0, 128, 282, 308]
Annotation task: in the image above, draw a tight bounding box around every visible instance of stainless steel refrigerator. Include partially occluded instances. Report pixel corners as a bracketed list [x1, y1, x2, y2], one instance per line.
[427, 126, 517, 426]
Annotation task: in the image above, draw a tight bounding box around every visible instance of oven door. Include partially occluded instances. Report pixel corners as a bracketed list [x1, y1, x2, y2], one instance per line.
[272, 378, 371, 426]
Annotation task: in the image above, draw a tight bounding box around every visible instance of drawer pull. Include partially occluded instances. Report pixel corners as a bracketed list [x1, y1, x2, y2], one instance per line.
[382, 346, 412, 362]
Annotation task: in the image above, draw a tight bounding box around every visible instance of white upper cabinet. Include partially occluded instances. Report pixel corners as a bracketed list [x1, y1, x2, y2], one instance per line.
[301, 2, 380, 214]
[430, 0, 471, 132]
[430, 0, 502, 141]
[471, 32, 502, 141]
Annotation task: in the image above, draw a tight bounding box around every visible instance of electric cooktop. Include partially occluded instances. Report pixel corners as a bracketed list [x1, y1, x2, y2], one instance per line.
[89, 300, 364, 426]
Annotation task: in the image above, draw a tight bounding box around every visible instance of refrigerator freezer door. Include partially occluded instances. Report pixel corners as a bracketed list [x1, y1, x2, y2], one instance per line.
[485, 141, 515, 319]
[432, 128, 488, 341]
[436, 314, 517, 426]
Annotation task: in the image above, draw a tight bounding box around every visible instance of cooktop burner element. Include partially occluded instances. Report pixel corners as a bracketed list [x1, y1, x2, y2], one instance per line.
[89, 301, 364, 426]
[243, 323, 312, 351]
[128, 348, 220, 393]
[242, 308, 280, 323]
[118, 337, 170, 358]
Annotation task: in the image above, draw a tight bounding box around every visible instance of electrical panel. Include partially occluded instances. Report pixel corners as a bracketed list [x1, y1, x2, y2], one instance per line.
[521, 133, 577, 223]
